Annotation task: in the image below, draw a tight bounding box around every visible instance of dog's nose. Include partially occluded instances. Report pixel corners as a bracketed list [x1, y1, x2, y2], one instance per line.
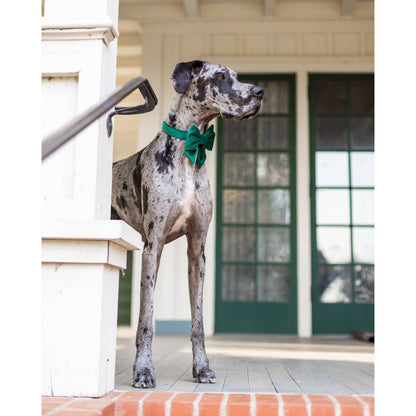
[252, 86, 264, 98]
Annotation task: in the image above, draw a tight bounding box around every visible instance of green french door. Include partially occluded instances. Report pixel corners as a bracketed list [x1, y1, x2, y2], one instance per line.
[215, 74, 297, 334]
[310, 74, 374, 334]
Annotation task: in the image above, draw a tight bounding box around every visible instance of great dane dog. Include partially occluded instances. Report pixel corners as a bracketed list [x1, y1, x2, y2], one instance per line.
[111, 60, 264, 388]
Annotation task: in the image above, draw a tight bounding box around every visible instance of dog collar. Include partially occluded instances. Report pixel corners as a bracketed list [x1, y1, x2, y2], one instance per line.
[162, 121, 215, 169]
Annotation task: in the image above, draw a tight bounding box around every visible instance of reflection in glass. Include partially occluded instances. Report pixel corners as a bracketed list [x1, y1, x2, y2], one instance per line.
[223, 190, 255, 223]
[223, 153, 255, 186]
[316, 189, 350, 225]
[222, 226, 255, 262]
[257, 153, 290, 186]
[315, 152, 349, 187]
[223, 118, 256, 150]
[350, 80, 374, 113]
[317, 227, 351, 263]
[355, 265, 374, 303]
[315, 80, 347, 113]
[350, 117, 374, 150]
[257, 265, 290, 302]
[319, 265, 352, 303]
[258, 189, 290, 224]
[352, 190, 374, 225]
[222, 265, 255, 301]
[353, 227, 374, 263]
[351, 152, 374, 187]
[316, 117, 348, 150]
[258, 80, 289, 113]
[257, 227, 290, 262]
[258, 117, 289, 149]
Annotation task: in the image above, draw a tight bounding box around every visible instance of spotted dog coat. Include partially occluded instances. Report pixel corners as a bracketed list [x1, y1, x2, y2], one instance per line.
[111, 61, 264, 388]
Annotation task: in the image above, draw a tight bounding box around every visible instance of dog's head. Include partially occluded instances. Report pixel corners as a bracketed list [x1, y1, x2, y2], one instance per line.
[171, 60, 264, 121]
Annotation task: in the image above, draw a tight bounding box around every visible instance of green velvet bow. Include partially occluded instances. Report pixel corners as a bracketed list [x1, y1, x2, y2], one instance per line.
[162, 121, 215, 168]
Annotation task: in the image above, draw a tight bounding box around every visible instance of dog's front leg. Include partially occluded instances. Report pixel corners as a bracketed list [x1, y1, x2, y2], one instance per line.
[187, 233, 216, 384]
[133, 240, 161, 388]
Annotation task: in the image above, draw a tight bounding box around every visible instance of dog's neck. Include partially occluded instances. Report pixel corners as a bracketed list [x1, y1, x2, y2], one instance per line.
[165, 92, 218, 133]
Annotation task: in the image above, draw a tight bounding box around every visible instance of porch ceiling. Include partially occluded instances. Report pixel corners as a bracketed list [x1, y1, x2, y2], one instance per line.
[118, 0, 374, 19]
[115, 0, 374, 86]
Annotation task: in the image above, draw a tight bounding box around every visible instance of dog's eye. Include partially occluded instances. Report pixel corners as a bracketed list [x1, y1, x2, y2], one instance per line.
[217, 74, 225, 81]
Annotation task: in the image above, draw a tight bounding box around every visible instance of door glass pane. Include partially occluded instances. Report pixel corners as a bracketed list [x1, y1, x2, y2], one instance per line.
[223, 226, 255, 262]
[258, 80, 289, 113]
[316, 117, 348, 150]
[315, 80, 347, 113]
[355, 265, 374, 303]
[258, 189, 290, 224]
[258, 117, 289, 149]
[350, 80, 374, 113]
[223, 153, 255, 186]
[350, 117, 374, 150]
[316, 189, 350, 225]
[351, 152, 374, 187]
[223, 189, 255, 223]
[352, 189, 374, 225]
[222, 265, 255, 301]
[315, 152, 349, 187]
[317, 227, 351, 263]
[223, 118, 256, 150]
[353, 227, 374, 263]
[319, 265, 352, 303]
[257, 227, 290, 262]
[257, 153, 290, 186]
[257, 265, 290, 302]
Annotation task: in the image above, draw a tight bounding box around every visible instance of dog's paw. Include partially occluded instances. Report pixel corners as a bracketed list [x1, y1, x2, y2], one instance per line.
[133, 367, 156, 388]
[193, 366, 216, 384]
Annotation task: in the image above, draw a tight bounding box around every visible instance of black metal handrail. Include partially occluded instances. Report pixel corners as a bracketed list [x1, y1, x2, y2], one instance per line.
[42, 77, 158, 161]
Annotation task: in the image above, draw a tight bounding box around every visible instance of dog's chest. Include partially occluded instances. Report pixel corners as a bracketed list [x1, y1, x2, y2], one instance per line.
[169, 169, 199, 234]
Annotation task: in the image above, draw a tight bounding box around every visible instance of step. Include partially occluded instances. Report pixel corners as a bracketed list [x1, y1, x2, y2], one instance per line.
[42, 391, 374, 415]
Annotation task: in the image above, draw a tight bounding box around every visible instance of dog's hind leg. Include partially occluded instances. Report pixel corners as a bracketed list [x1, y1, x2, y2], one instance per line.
[133, 239, 163, 388]
[187, 233, 216, 383]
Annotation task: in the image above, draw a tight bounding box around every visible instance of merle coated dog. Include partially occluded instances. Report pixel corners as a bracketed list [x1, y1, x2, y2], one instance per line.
[111, 60, 264, 388]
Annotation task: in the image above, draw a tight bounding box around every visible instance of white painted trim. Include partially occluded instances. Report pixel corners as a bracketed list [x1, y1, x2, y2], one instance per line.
[42, 239, 127, 269]
[296, 70, 312, 338]
[183, 0, 199, 17]
[118, 19, 142, 34]
[264, 0, 276, 17]
[199, 57, 374, 73]
[42, 219, 142, 250]
[42, 17, 119, 45]
[341, 0, 358, 16]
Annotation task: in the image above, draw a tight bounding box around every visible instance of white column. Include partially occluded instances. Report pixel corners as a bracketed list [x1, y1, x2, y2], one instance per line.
[296, 70, 312, 337]
[41, 0, 143, 397]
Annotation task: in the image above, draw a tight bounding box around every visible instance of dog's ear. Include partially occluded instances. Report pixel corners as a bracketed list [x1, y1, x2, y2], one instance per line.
[171, 60, 204, 94]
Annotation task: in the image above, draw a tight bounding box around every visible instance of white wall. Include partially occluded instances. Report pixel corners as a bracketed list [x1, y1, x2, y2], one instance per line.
[131, 5, 374, 337]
